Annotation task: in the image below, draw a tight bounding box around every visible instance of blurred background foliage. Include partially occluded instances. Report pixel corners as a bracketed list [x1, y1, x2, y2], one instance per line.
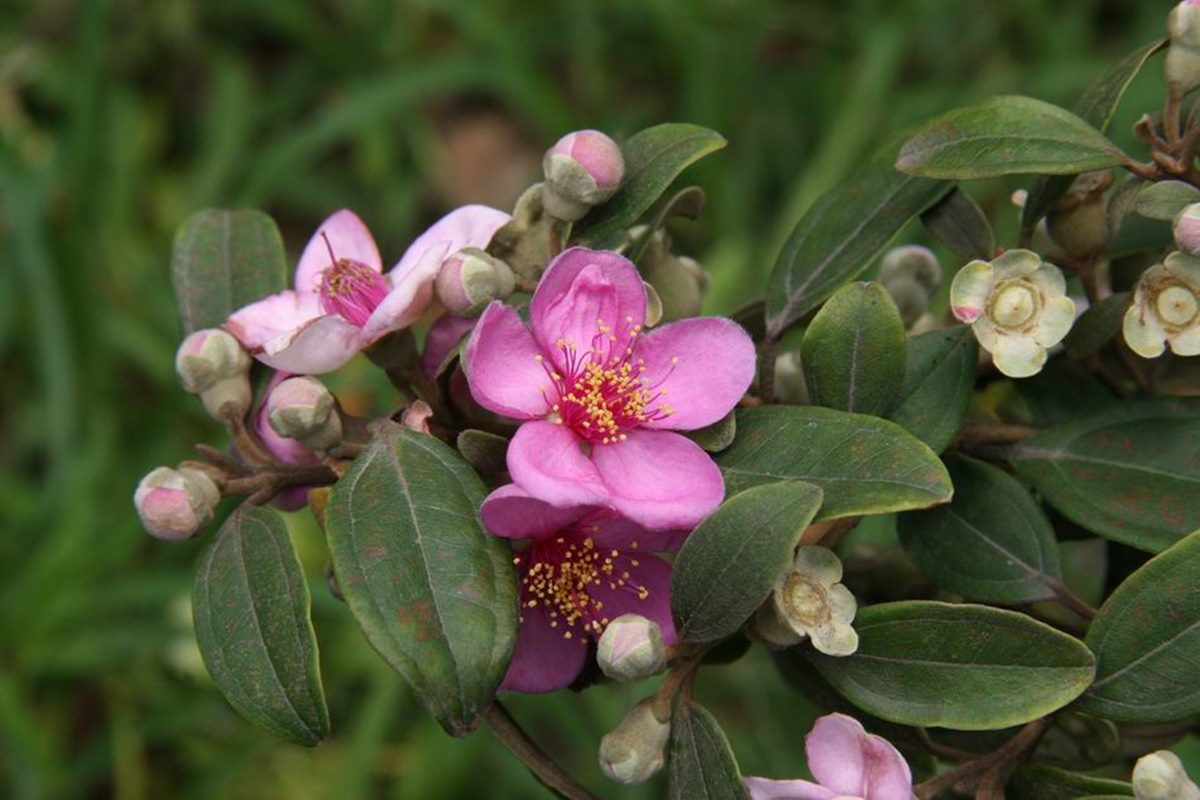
[0, 0, 1185, 797]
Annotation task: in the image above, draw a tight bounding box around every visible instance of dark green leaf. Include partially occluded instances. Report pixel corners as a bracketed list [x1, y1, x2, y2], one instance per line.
[897, 455, 1063, 604]
[672, 481, 824, 643]
[800, 282, 906, 415]
[1064, 293, 1131, 359]
[764, 145, 950, 338]
[455, 429, 509, 474]
[888, 327, 977, 453]
[1134, 179, 1200, 220]
[325, 423, 517, 736]
[806, 601, 1096, 730]
[668, 702, 750, 800]
[193, 504, 329, 746]
[1008, 766, 1133, 800]
[897, 96, 1126, 180]
[1078, 530, 1200, 723]
[171, 209, 289, 334]
[575, 124, 726, 242]
[1010, 399, 1200, 552]
[686, 410, 737, 453]
[920, 188, 995, 261]
[716, 406, 953, 520]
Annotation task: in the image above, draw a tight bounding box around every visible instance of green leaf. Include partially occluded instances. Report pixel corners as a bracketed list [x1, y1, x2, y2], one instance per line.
[325, 423, 517, 736]
[455, 429, 509, 475]
[888, 326, 977, 453]
[672, 481, 823, 643]
[686, 410, 737, 453]
[1010, 398, 1200, 552]
[716, 406, 953, 520]
[1008, 766, 1133, 800]
[764, 145, 950, 338]
[896, 96, 1127, 180]
[668, 702, 750, 800]
[171, 208, 289, 334]
[897, 455, 1063, 604]
[1134, 179, 1200, 220]
[574, 124, 726, 242]
[920, 187, 995, 262]
[192, 504, 329, 746]
[1063, 292, 1131, 359]
[806, 601, 1096, 730]
[800, 282, 906, 415]
[1078, 530, 1200, 723]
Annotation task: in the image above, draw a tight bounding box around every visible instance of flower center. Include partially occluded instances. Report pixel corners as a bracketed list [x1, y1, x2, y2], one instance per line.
[537, 317, 675, 444]
[780, 573, 829, 629]
[318, 257, 389, 327]
[1156, 284, 1199, 328]
[515, 533, 647, 640]
[990, 282, 1038, 328]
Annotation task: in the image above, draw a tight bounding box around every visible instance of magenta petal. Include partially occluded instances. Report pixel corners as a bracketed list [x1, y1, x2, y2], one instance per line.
[501, 601, 589, 693]
[464, 303, 554, 419]
[258, 314, 364, 374]
[294, 209, 382, 295]
[226, 290, 321, 350]
[743, 777, 838, 800]
[591, 429, 724, 530]
[586, 515, 649, 550]
[591, 554, 678, 644]
[530, 248, 647, 372]
[391, 205, 510, 278]
[636, 317, 756, 430]
[420, 314, 476, 379]
[481, 484, 590, 540]
[507, 421, 609, 508]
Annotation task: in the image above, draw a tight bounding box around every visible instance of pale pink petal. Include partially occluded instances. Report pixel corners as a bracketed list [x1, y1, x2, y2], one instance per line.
[480, 484, 590, 540]
[294, 209, 382, 295]
[591, 429, 724, 529]
[359, 251, 441, 343]
[634, 317, 755, 430]
[258, 314, 364, 374]
[861, 734, 914, 800]
[255, 372, 321, 466]
[501, 601, 589, 693]
[806, 714, 870, 796]
[592, 554, 678, 644]
[743, 777, 838, 800]
[507, 421, 609, 509]
[420, 314, 476, 379]
[530, 248, 647, 372]
[225, 290, 321, 351]
[390, 205, 510, 279]
[464, 303, 555, 419]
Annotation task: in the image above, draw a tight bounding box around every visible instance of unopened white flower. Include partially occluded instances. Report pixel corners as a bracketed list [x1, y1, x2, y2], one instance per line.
[1133, 750, 1200, 800]
[950, 249, 1076, 378]
[762, 546, 858, 656]
[1123, 253, 1200, 358]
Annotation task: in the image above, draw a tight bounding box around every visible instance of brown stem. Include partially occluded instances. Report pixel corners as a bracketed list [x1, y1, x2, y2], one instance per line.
[1122, 158, 1160, 181]
[1041, 577, 1098, 621]
[225, 413, 274, 466]
[485, 702, 600, 800]
[652, 649, 706, 722]
[914, 718, 1051, 799]
[1166, 82, 1184, 147]
[220, 463, 338, 505]
[758, 337, 778, 404]
[954, 423, 1039, 448]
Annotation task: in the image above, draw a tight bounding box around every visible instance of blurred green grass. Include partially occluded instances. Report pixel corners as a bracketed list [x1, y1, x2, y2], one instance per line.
[0, 1, 1178, 797]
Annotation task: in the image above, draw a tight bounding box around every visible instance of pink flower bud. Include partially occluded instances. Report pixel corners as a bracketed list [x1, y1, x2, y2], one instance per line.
[134, 467, 220, 541]
[266, 376, 342, 451]
[599, 699, 670, 785]
[176, 329, 251, 394]
[597, 614, 666, 682]
[1175, 203, 1200, 254]
[434, 247, 516, 317]
[542, 130, 625, 222]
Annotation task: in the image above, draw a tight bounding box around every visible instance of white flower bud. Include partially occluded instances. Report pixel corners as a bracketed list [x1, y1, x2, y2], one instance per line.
[597, 614, 667, 682]
[771, 546, 859, 657]
[266, 376, 343, 451]
[879, 245, 942, 292]
[1123, 254, 1200, 358]
[434, 247, 516, 317]
[176, 328, 251, 394]
[1168, 2, 1200, 95]
[134, 466, 220, 541]
[1175, 203, 1200, 254]
[1133, 750, 1200, 800]
[599, 699, 670, 785]
[542, 130, 625, 222]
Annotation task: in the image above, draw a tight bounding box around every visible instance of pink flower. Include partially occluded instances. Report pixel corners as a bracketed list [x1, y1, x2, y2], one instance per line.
[255, 372, 320, 511]
[481, 485, 682, 693]
[227, 206, 509, 374]
[464, 247, 755, 529]
[744, 714, 912, 800]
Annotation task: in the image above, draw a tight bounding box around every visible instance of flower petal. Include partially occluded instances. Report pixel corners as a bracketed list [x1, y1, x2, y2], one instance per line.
[990, 335, 1047, 378]
[827, 583, 858, 625]
[809, 621, 859, 657]
[591, 429, 724, 530]
[480, 484, 590, 540]
[635, 317, 756, 431]
[294, 209, 382, 295]
[1169, 324, 1200, 356]
[359, 249, 441, 343]
[805, 713, 871, 796]
[507, 420, 609, 508]
[793, 546, 843, 586]
[464, 303, 555, 419]
[991, 248, 1041, 279]
[971, 317, 1000, 352]
[861, 734, 915, 800]
[256, 372, 321, 466]
[530, 248, 647, 372]
[501, 600, 589, 693]
[1165, 251, 1200, 288]
[226, 290, 321, 351]
[258, 314, 364, 374]
[391, 205, 510, 280]
[420, 314, 476, 380]
[743, 778, 838, 800]
[950, 261, 995, 323]
[592, 554, 678, 643]
[1032, 295, 1076, 347]
[1029, 262, 1067, 298]
[1123, 305, 1168, 359]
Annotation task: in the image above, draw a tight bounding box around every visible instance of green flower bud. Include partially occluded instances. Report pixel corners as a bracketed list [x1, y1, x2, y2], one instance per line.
[598, 698, 670, 785]
[881, 274, 931, 328]
[176, 329, 254, 422]
[542, 130, 625, 222]
[134, 466, 220, 541]
[879, 245, 942, 292]
[1168, 2, 1200, 95]
[435, 247, 516, 317]
[596, 614, 667, 682]
[1046, 170, 1111, 258]
[266, 376, 343, 451]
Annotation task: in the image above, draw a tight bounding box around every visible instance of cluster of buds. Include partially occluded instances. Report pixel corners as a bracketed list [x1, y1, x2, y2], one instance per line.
[175, 329, 252, 422]
[541, 130, 625, 222]
[879, 245, 943, 328]
[598, 698, 671, 785]
[752, 546, 859, 656]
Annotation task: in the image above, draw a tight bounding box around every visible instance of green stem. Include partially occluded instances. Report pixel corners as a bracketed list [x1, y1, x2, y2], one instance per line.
[485, 702, 600, 800]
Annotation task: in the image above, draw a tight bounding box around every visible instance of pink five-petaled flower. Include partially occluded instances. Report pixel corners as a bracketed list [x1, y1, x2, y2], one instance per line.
[481, 485, 682, 693]
[464, 247, 755, 529]
[227, 206, 509, 374]
[744, 713, 913, 800]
